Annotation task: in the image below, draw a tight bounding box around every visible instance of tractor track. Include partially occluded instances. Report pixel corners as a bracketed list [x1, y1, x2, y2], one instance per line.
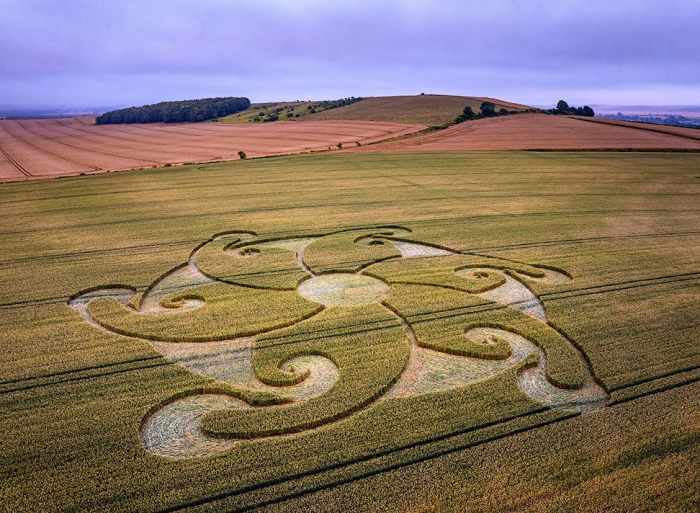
[0, 141, 32, 177]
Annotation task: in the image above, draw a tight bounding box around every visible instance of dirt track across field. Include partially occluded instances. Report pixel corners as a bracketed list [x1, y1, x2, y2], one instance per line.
[0, 117, 424, 183]
[345, 113, 700, 153]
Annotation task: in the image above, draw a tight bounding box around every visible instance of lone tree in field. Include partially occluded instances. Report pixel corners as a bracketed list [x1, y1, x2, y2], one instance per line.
[480, 101, 496, 117]
[238, 151, 246, 160]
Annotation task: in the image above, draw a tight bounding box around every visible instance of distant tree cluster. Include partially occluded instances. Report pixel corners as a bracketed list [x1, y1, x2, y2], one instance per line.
[95, 97, 251, 124]
[548, 100, 594, 117]
[306, 97, 363, 115]
[249, 97, 364, 123]
[454, 101, 530, 124]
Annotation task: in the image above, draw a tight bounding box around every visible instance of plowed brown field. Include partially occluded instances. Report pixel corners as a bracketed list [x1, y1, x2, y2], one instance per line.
[0, 117, 424, 182]
[346, 113, 700, 152]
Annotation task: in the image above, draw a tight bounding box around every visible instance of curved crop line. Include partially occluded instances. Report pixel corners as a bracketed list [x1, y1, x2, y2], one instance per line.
[255, 350, 338, 388]
[86, 298, 325, 344]
[453, 266, 510, 293]
[543, 320, 610, 394]
[136, 262, 191, 311]
[375, 280, 582, 391]
[527, 264, 574, 280]
[139, 387, 293, 437]
[202, 340, 412, 441]
[67, 284, 138, 304]
[378, 236, 458, 255]
[380, 301, 422, 396]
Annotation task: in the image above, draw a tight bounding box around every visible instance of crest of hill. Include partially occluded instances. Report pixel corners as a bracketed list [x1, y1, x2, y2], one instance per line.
[304, 95, 534, 126]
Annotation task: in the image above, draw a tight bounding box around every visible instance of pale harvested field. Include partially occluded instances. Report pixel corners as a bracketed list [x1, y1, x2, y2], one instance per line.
[347, 113, 700, 152]
[572, 115, 700, 140]
[0, 117, 424, 182]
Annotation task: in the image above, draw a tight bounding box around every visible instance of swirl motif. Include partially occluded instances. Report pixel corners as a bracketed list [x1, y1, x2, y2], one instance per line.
[69, 226, 608, 458]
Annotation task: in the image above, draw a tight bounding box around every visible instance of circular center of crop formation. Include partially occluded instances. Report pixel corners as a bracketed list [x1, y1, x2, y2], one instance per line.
[297, 274, 390, 306]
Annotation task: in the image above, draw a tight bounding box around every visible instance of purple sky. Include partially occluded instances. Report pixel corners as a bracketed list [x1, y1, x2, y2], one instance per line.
[2, 0, 699, 108]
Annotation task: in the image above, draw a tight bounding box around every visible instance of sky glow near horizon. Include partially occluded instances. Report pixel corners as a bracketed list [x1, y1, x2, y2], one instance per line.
[1, 0, 698, 108]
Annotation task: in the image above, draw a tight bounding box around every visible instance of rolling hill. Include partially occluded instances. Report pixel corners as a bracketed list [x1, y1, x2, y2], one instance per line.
[304, 94, 533, 126]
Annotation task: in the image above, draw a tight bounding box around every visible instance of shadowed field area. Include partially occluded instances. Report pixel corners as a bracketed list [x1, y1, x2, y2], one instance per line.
[1, 151, 698, 511]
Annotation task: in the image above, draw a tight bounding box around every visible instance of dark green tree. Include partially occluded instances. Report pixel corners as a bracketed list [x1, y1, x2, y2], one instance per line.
[556, 100, 570, 113]
[480, 101, 496, 117]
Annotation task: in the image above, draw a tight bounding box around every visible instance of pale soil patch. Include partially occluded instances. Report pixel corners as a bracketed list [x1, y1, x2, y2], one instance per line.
[139, 265, 212, 314]
[255, 238, 317, 252]
[141, 394, 244, 458]
[389, 325, 607, 413]
[387, 327, 533, 397]
[345, 113, 700, 152]
[518, 351, 608, 413]
[297, 273, 391, 306]
[149, 339, 339, 401]
[457, 267, 548, 321]
[69, 287, 136, 329]
[140, 351, 340, 458]
[356, 235, 456, 258]
[0, 118, 424, 182]
[389, 240, 456, 258]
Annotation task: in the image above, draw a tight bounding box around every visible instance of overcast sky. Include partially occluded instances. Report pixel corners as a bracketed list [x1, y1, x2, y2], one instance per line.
[1, 0, 698, 108]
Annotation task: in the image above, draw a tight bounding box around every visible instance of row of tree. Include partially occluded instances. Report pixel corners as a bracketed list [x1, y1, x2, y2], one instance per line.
[95, 97, 251, 124]
[454, 101, 528, 124]
[548, 100, 594, 117]
[306, 96, 363, 114]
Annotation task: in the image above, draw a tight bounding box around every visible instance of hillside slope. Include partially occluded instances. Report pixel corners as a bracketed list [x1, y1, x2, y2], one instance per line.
[305, 95, 533, 126]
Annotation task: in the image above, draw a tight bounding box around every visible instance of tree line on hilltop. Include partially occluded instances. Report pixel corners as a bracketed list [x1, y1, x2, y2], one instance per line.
[454, 101, 540, 124]
[453, 99, 594, 126]
[95, 97, 251, 124]
[251, 97, 364, 123]
[548, 100, 595, 117]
